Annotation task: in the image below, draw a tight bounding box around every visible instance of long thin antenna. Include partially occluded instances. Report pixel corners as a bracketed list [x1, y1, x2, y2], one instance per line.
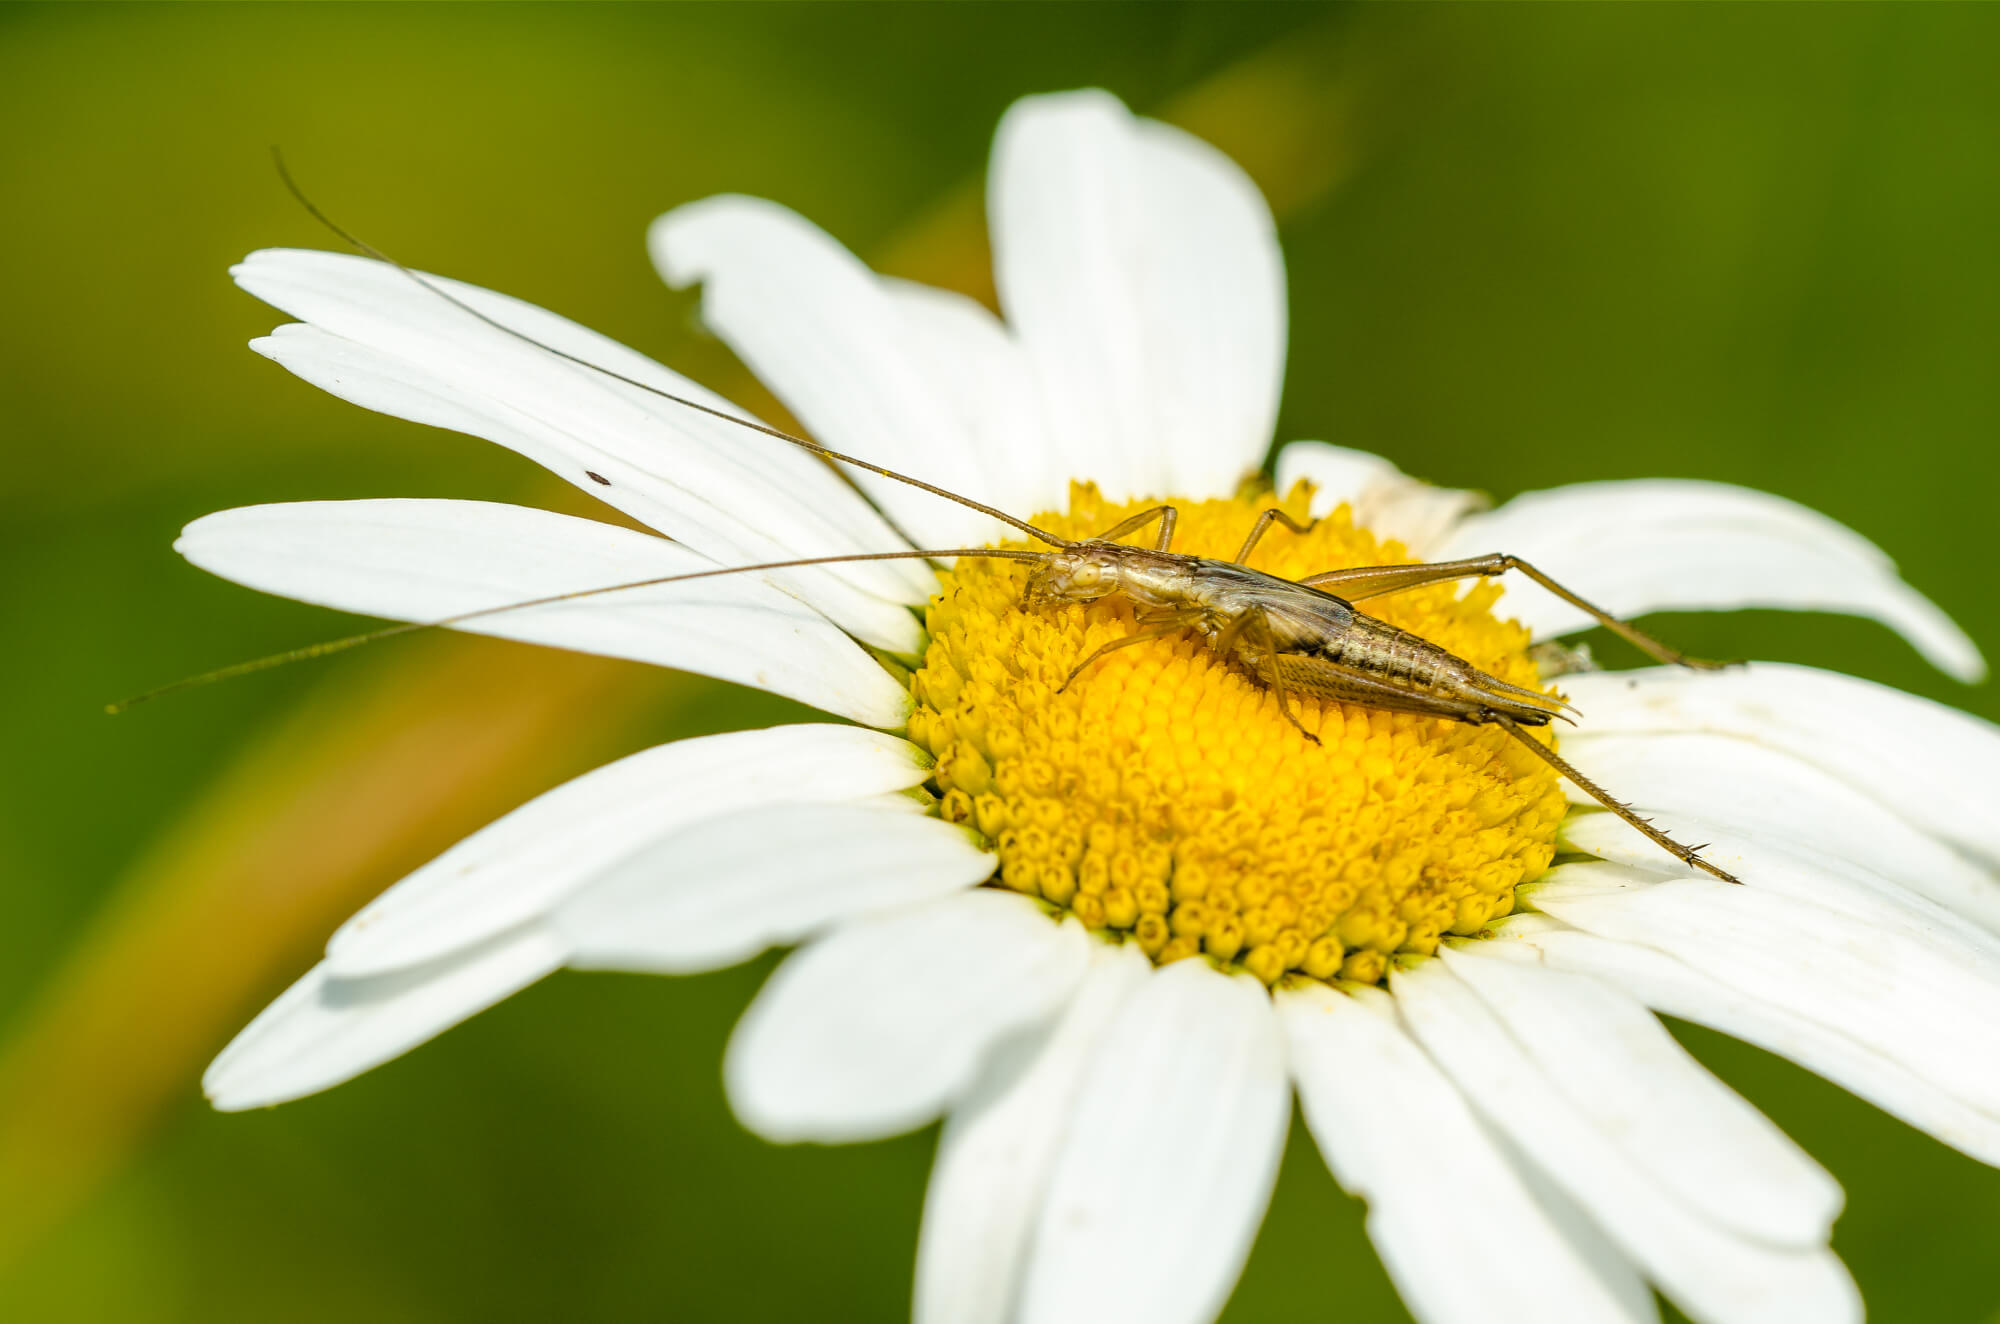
[108, 545, 1049, 713]
[269, 150, 1070, 551]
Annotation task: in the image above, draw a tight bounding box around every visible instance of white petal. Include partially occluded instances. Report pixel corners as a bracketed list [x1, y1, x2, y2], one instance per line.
[238, 250, 931, 651]
[327, 725, 929, 978]
[1487, 915, 2000, 1166]
[1523, 871, 2000, 1118]
[1018, 960, 1288, 1324]
[724, 891, 1088, 1144]
[1560, 811, 2000, 967]
[177, 498, 911, 728]
[1392, 959, 1861, 1324]
[651, 198, 1022, 550]
[204, 922, 565, 1111]
[1273, 441, 1485, 558]
[1564, 662, 2000, 872]
[1557, 729, 1996, 928]
[991, 90, 1285, 503]
[881, 278, 1061, 522]
[559, 802, 992, 974]
[1437, 945, 1841, 1247]
[1279, 981, 1654, 1324]
[1437, 479, 1983, 681]
[915, 942, 1152, 1324]
[1504, 1143, 1668, 1324]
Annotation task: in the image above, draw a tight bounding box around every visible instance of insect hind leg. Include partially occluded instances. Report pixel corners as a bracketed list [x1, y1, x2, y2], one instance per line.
[1493, 556, 1733, 671]
[1299, 554, 1733, 671]
[1485, 713, 1742, 884]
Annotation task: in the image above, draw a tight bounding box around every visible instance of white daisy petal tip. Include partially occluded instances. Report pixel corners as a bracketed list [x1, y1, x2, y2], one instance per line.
[1443, 477, 1987, 682]
[723, 894, 1090, 1146]
[203, 924, 567, 1113]
[646, 193, 1017, 548]
[991, 86, 1285, 502]
[325, 725, 933, 981]
[231, 247, 392, 313]
[171, 498, 914, 729]
[228, 246, 295, 289]
[647, 192, 773, 290]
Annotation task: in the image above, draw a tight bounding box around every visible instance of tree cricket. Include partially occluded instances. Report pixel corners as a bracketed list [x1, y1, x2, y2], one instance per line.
[116, 174, 1744, 886]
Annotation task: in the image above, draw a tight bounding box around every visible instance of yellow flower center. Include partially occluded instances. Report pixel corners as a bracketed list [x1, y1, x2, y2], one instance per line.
[908, 482, 1568, 986]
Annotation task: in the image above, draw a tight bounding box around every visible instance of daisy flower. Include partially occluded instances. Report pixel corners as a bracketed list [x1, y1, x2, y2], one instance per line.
[191, 90, 1998, 1324]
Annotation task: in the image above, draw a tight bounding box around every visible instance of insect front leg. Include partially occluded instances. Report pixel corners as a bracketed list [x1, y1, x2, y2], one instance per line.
[1087, 504, 1180, 551]
[1298, 554, 1731, 670]
[1232, 508, 1316, 564]
[1056, 608, 1203, 693]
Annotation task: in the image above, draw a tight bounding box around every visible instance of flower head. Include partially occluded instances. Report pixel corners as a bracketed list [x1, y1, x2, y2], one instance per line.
[917, 482, 1564, 985]
[192, 89, 1998, 1324]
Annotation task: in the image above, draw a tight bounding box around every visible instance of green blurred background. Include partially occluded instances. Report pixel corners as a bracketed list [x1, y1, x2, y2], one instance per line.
[3, 3, 1998, 1320]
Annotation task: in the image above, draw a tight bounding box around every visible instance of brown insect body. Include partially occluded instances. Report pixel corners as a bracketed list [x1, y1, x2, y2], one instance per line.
[1026, 542, 1566, 728]
[1016, 521, 1737, 885]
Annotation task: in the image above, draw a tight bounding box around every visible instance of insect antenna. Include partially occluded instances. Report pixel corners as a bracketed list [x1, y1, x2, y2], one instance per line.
[269, 151, 1072, 551]
[106, 545, 1052, 714]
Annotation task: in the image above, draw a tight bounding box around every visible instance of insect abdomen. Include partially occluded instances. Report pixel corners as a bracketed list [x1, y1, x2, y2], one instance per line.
[1318, 619, 1449, 687]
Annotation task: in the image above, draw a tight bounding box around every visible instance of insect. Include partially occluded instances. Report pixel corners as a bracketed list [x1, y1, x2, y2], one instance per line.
[116, 167, 1742, 887]
[1017, 506, 1739, 885]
